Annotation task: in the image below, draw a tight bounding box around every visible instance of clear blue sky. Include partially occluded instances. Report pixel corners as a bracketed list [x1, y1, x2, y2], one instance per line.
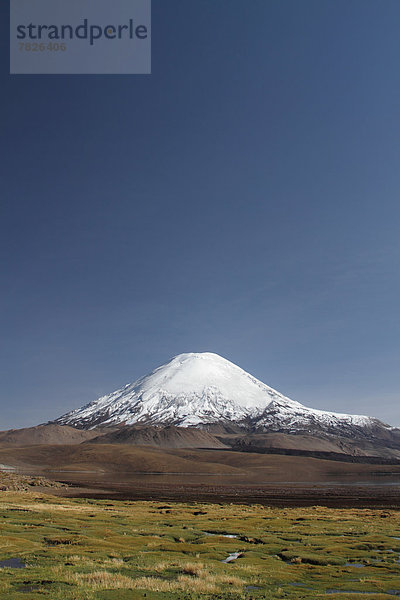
[1, 0, 400, 429]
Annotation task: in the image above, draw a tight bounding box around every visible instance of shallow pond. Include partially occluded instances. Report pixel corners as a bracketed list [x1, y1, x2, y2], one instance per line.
[0, 558, 26, 569]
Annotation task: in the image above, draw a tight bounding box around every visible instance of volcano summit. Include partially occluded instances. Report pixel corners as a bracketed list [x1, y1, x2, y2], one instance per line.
[54, 353, 391, 443]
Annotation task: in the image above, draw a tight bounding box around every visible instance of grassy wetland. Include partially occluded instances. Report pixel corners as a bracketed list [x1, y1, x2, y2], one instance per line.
[0, 491, 400, 599]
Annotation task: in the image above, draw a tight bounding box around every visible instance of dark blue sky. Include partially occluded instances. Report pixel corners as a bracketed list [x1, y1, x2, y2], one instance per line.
[1, 0, 400, 429]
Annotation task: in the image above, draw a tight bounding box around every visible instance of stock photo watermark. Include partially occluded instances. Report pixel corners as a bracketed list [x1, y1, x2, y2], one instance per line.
[10, 0, 151, 74]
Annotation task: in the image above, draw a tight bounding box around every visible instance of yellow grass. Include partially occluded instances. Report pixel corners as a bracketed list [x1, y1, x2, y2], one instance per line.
[69, 570, 135, 589]
[68, 568, 245, 593]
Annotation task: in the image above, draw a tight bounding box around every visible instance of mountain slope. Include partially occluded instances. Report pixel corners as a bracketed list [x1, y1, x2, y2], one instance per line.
[53, 352, 391, 444]
[87, 425, 228, 449]
[0, 424, 101, 446]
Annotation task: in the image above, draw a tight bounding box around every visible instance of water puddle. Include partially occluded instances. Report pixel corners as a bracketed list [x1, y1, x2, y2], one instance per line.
[203, 531, 238, 538]
[17, 585, 40, 593]
[0, 558, 26, 569]
[245, 585, 262, 591]
[345, 563, 365, 568]
[289, 583, 314, 590]
[326, 591, 400, 596]
[222, 552, 242, 563]
[326, 591, 378, 596]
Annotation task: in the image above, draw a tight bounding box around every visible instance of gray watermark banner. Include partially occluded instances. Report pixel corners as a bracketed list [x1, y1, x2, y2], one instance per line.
[10, 0, 151, 74]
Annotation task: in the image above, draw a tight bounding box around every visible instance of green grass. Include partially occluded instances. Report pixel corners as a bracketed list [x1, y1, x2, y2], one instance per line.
[0, 492, 399, 599]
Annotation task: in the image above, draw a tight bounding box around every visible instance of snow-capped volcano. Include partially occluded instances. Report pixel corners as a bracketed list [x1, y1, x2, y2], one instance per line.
[54, 352, 381, 436]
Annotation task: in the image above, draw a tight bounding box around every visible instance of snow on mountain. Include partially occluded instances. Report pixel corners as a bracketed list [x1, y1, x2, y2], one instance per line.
[54, 352, 379, 434]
